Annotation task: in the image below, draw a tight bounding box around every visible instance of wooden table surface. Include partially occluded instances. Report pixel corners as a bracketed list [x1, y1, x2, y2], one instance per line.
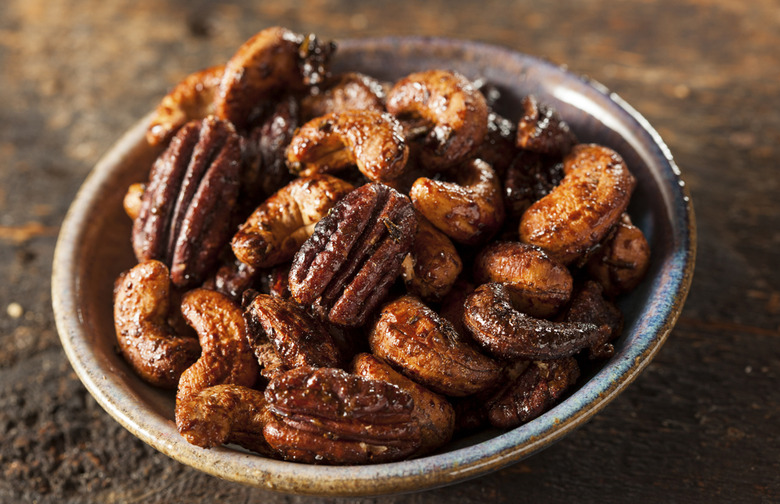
[1, 0, 778, 502]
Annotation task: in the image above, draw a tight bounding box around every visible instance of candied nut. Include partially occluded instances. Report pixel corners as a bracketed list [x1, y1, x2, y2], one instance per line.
[146, 65, 224, 146]
[132, 117, 242, 287]
[300, 72, 387, 120]
[175, 289, 259, 409]
[176, 384, 275, 455]
[473, 241, 572, 318]
[410, 158, 505, 245]
[586, 213, 651, 296]
[503, 151, 565, 223]
[215, 27, 334, 130]
[288, 183, 417, 327]
[122, 182, 145, 221]
[232, 174, 354, 269]
[369, 295, 502, 397]
[386, 69, 488, 170]
[475, 111, 519, 178]
[519, 144, 636, 265]
[562, 280, 624, 359]
[400, 214, 463, 302]
[113, 260, 200, 389]
[352, 353, 455, 455]
[487, 358, 580, 428]
[286, 110, 409, 184]
[263, 367, 421, 464]
[202, 257, 260, 304]
[243, 293, 342, 370]
[516, 95, 577, 156]
[463, 282, 610, 361]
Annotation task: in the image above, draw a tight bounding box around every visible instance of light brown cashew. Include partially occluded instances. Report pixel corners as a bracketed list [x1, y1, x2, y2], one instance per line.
[386, 69, 488, 170]
[122, 182, 145, 221]
[519, 144, 636, 265]
[286, 110, 409, 184]
[113, 260, 200, 389]
[146, 65, 224, 146]
[400, 214, 463, 302]
[231, 174, 354, 269]
[409, 158, 504, 245]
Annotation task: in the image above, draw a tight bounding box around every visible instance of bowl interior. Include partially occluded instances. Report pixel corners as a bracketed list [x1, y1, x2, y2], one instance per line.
[53, 37, 695, 496]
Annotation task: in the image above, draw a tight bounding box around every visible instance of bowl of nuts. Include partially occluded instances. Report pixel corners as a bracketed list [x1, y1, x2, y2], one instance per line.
[53, 27, 695, 496]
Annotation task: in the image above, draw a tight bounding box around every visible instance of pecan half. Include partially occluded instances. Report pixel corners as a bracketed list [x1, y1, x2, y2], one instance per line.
[263, 367, 421, 464]
[288, 183, 417, 327]
[132, 117, 242, 288]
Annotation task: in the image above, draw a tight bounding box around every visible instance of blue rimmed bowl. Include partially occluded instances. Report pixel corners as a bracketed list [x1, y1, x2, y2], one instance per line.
[52, 36, 695, 496]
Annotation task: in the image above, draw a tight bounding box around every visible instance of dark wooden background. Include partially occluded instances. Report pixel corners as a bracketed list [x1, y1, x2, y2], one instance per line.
[1, 0, 778, 502]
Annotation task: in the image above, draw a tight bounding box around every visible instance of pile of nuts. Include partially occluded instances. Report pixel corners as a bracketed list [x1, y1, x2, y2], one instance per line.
[113, 27, 651, 464]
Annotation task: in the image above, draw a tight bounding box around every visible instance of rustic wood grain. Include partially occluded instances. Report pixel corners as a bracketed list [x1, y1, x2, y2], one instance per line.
[1, 0, 778, 502]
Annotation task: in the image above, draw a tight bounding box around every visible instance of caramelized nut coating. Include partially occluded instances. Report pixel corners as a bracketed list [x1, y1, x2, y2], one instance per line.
[263, 367, 421, 464]
[232, 174, 354, 269]
[289, 183, 417, 327]
[176, 384, 275, 455]
[410, 158, 505, 246]
[352, 353, 455, 455]
[516, 95, 577, 156]
[463, 283, 610, 360]
[503, 152, 565, 223]
[243, 293, 341, 370]
[562, 280, 624, 359]
[401, 215, 463, 302]
[586, 214, 651, 297]
[369, 295, 501, 397]
[113, 260, 200, 389]
[286, 110, 409, 184]
[146, 65, 224, 146]
[474, 241, 572, 318]
[520, 144, 636, 265]
[386, 69, 488, 170]
[300, 72, 387, 120]
[132, 117, 242, 287]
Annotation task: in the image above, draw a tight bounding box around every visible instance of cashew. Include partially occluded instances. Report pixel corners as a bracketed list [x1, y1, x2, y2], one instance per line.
[586, 213, 651, 296]
[300, 72, 387, 121]
[122, 183, 145, 221]
[400, 214, 463, 302]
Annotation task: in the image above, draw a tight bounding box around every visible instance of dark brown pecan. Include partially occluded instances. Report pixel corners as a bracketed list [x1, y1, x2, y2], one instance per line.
[516, 95, 577, 156]
[263, 367, 421, 464]
[369, 295, 502, 397]
[288, 183, 417, 327]
[243, 293, 342, 370]
[132, 117, 241, 288]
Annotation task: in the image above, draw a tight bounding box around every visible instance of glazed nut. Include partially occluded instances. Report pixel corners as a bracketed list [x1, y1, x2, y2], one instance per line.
[231, 174, 354, 269]
[286, 109, 410, 184]
[300, 72, 387, 121]
[263, 367, 421, 464]
[369, 295, 502, 397]
[516, 94, 578, 156]
[586, 213, 651, 296]
[400, 214, 463, 302]
[132, 116, 242, 288]
[562, 280, 624, 360]
[288, 182, 417, 327]
[122, 182, 145, 221]
[113, 260, 200, 389]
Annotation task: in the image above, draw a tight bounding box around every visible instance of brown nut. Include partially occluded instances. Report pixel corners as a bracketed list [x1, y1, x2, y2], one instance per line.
[146, 65, 224, 146]
[473, 241, 573, 318]
[263, 367, 421, 464]
[122, 182, 145, 221]
[215, 27, 334, 130]
[586, 214, 651, 296]
[561, 280, 624, 359]
[176, 384, 275, 455]
[400, 214, 463, 302]
[516, 95, 577, 156]
[487, 358, 580, 428]
[132, 116, 242, 288]
[113, 260, 200, 389]
[300, 72, 387, 120]
[203, 258, 260, 304]
[352, 353, 455, 455]
[231, 174, 354, 269]
[286, 110, 409, 184]
[410, 158, 505, 245]
[386, 69, 488, 170]
[503, 151, 565, 223]
[475, 111, 519, 179]
[369, 295, 502, 397]
[288, 183, 417, 327]
[463, 282, 610, 361]
[243, 293, 342, 370]
[519, 144, 636, 265]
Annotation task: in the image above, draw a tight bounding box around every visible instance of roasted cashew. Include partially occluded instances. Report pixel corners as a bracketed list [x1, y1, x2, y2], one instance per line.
[463, 282, 610, 361]
[400, 214, 463, 302]
[386, 69, 488, 170]
[146, 65, 224, 146]
[122, 182, 145, 221]
[585, 213, 651, 296]
[231, 174, 354, 269]
[286, 110, 409, 184]
[409, 158, 504, 245]
[300, 72, 387, 121]
[113, 260, 200, 389]
[473, 241, 572, 318]
[515, 94, 577, 156]
[519, 144, 636, 265]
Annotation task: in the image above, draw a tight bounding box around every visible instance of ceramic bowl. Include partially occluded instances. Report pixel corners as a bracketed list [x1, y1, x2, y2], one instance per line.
[52, 36, 695, 496]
